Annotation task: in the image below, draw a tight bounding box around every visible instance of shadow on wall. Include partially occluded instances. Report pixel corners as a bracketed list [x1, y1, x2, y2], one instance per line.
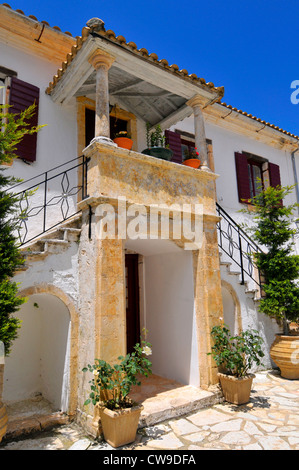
[3, 293, 71, 412]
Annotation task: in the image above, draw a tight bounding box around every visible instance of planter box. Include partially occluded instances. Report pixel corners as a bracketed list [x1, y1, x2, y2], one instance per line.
[218, 372, 255, 405]
[0, 402, 8, 443]
[99, 404, 143, 448]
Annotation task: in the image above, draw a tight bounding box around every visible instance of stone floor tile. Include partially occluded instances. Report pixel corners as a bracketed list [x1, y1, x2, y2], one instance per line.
[169, 418, 199, 436]
[188, 408, 232, 427]
[147, 432, 184, 450]
[210, 418, 243, 433]
[258, 436, 290, 450]
[220, 431, 252, 446]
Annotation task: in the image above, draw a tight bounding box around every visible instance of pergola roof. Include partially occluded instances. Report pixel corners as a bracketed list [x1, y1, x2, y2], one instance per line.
[46, 19, 225, 128]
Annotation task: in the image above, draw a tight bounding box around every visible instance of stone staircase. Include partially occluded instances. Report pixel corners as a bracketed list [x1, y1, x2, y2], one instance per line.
[16, 214, 82, 273]
[219, 252, 261, 304]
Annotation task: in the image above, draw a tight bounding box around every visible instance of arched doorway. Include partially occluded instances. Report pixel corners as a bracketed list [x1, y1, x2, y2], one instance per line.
[3, 286, 78, 415]
[221, 280, 242, 335]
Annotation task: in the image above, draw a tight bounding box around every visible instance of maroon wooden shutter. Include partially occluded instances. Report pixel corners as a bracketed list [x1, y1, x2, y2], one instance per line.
[235, 152, 251, 203]
[9, 77, 40, 162]
[165, 130, 182, 163]
[268, 162, 281, 188]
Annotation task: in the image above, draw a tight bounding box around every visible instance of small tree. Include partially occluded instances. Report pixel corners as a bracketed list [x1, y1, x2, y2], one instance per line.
[0, 102, 42, 357]
[244, 184, 299, 335]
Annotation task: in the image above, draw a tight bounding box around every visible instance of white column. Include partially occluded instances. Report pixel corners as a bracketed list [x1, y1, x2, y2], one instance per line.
[88, 50, 116, 146]
[187, 95, 210, 171]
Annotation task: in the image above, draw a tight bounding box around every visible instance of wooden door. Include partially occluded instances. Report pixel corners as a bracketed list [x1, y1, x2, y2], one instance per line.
[125, 254, 140, 354]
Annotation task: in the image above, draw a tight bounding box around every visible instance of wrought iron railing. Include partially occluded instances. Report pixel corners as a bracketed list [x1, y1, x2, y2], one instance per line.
[9, 155, 89, 246]
[216, 202, 263, 288]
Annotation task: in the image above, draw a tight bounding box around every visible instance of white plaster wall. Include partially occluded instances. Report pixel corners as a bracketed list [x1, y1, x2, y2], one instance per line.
[3, 294, 71, 412]
[173, 116, 297, 218]
[144, 250, 200, 387]
[1, 41, 78, 240]
[4, 241, 79, 410]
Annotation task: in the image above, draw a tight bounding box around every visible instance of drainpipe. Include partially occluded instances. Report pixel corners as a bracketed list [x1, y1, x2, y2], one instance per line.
[291, 145, 299, 215]
[291, 145, 299, 255]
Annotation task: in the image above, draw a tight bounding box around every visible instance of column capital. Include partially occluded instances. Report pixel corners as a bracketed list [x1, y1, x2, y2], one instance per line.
[88, 49, 115, 70]
[187, 94, 208, 109]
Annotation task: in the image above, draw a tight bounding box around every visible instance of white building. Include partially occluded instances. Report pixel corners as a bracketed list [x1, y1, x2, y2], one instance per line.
[1, 4, 298, 434]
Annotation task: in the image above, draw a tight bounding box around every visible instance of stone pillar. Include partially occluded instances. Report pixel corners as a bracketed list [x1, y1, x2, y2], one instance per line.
[88, 49, 116, 146]
[94, 238, 126, 362]
[193, 216, 224, 388]
[187, 95, 210, 171]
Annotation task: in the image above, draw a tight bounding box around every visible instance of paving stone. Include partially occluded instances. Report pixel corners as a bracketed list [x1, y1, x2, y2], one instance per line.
[210, 418, 242, 433]
[243, 420, 264, 436]
[148, 432, 184, 450]
[220, 431, 252, 446]
[188, 409, 232, 427]
[258, 436, 290, 450]
[183, 430, 210, 443]
[169, 418, 199, 436]
[68, 438, 92, 450]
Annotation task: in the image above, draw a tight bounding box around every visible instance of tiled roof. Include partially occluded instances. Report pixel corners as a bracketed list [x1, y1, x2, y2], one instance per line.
[44, 23, 224, 98]
[220, 102, 299, 141]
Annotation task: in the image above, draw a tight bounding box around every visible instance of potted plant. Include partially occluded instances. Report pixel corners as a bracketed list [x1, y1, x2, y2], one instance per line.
[209, 324, 264, 405]
[142, 123, 173, 161]
[83, 336, 152, 448]
[243, 184, 299, 379]
[113, 131, 133, 150]
[183, 147, 201, 169]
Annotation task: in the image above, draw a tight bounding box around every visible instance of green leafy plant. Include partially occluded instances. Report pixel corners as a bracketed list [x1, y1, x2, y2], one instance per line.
[83, 334, 152, 410]
[242, 184, 299, 335]
[0, 101, 43, 355]
[146, 122, 166, 148]
[209, 324, 264, 378]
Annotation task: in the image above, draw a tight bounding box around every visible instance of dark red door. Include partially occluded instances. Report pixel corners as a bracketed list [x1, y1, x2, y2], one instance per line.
[125, 254, 140, 354]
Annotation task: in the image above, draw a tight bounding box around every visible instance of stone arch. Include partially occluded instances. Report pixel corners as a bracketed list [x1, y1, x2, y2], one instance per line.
[221, 280, 242, 335]
[12, 284, 79, 416]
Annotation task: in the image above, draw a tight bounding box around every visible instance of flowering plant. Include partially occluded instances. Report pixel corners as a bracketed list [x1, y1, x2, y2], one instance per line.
[114, 130, 131, 139]
[183, 146, 200, 161]
[83, 333, 152, 410]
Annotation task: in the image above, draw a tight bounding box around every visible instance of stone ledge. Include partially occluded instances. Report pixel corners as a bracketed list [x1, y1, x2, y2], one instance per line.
[3, 412, 70, 441]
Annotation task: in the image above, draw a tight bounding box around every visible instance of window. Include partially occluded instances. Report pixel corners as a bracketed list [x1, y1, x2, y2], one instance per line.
[1, 68, 40, 163]
[165, 129, 213, 167]
[235, 152, 281, 203]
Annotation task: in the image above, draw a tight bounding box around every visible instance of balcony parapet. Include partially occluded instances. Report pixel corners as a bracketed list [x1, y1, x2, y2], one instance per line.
[82, 141, 219, 221]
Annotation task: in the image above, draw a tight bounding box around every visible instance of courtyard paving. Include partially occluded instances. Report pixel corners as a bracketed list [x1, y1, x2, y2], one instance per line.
[0, 370, 299, 451]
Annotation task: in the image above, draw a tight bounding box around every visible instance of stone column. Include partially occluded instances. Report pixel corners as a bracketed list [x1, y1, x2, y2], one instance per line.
[88, 49, 116, 146]
[187, 95, 210, 171]
[193, 216, 224, 388]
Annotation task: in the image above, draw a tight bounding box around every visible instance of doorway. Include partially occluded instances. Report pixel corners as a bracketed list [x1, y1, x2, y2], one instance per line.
[125, 254, 140, 354]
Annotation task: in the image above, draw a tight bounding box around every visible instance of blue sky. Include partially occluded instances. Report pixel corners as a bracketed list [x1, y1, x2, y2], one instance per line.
[4, 0, 299, 136]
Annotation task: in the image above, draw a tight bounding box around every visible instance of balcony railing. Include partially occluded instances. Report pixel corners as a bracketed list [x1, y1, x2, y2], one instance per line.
[216, 202, 263, 288]
[9, 155, 89, 246]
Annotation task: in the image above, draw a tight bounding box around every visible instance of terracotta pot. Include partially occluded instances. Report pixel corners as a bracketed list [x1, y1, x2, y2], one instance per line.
[183, 158, 201, 169]
[113, 137, 133, 150]
[218, 372, 255, 405]
[0, 402, 8, 443]
[270, 334, 299, 379]
[99, 403, 143, 448]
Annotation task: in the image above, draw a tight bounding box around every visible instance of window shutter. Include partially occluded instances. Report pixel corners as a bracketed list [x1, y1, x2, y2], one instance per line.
[165, 130, 182, 163]
[9, 77, 40, 162]
[268, 162, 281, 188]
[235, 152, 251, 203]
